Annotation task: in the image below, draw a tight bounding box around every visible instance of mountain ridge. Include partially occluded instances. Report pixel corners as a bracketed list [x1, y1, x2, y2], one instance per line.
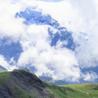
[0, 70, 98, 98]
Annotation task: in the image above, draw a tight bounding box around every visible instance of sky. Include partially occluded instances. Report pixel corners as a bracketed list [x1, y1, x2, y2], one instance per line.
[0, 0, 98, 83]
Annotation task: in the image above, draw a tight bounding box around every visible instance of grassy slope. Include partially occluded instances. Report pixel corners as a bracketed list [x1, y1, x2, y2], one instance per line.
[0, 71, 98, 98]
[0, 71, 36, 98]
[64, 84, 98, 98]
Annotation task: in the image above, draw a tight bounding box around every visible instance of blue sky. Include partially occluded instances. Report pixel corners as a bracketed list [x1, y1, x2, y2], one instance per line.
[0, 0, 98, 83]
[0, 38, 22, 62]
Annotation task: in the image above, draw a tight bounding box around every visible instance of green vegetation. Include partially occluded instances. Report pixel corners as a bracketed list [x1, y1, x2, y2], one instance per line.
[0, 70, 98, 98]
[0, 71, 10, 85]
[64, 84, 98, 98]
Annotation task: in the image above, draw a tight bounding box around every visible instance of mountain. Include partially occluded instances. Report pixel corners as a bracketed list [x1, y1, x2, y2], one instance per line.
[0, 70, 98, 98]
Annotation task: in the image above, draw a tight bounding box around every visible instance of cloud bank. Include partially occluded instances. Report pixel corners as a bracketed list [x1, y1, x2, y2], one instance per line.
[0, 0, 98, 82]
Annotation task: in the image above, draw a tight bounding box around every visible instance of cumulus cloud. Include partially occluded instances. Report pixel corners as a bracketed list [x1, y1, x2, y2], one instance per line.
[0, 0, 98, 82]
[70, 0, 98, 68]
[0, 0, 79, 81]
[18, 0, 98, 68]
[17, 24, 79, 80]
[0, 0, 26, 41]
[0, 55, 17, 71]
[82, 72, 98, 81]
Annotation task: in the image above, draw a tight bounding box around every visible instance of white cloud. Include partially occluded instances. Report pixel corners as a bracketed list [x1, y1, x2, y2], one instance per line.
[39, 0, 64, 2]
[69, 0, 98, 68]
[0, 0, 98, 82]
[17, 0, 98, 68]
[83, 72, 98, 81]
[0, 55, 17, 71]
[17, 24, 79, 81]
[0, 0, 26, 41]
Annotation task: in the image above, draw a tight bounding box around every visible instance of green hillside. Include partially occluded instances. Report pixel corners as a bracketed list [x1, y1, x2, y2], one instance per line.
[64, 84, 98, 98]
[0, 70, 98, 98]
